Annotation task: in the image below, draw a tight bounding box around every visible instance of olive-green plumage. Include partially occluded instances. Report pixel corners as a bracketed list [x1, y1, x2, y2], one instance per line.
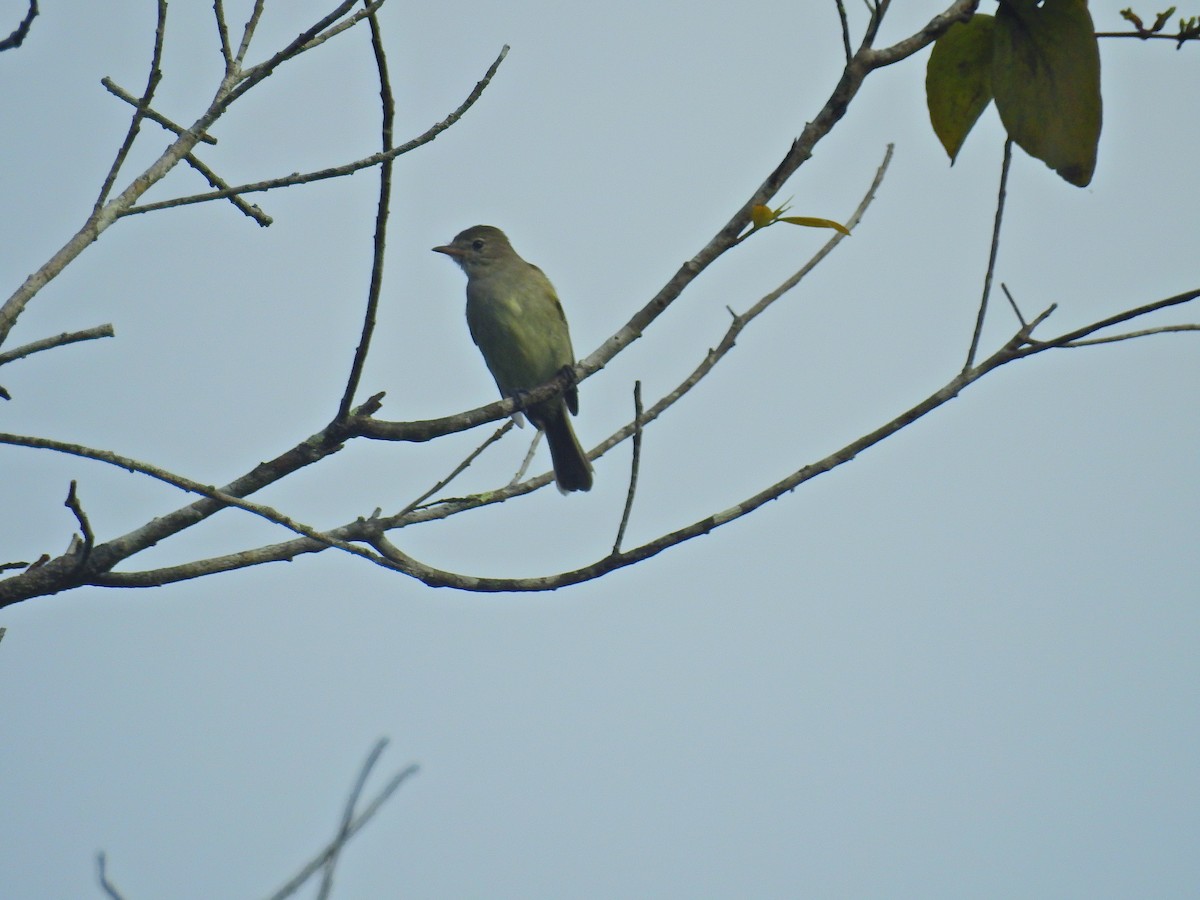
[433, 225, 593, 493]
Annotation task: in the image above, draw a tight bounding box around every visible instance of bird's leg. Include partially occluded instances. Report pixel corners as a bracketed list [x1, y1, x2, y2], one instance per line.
[556, 364, 578, 389]
[504, 390, 529, 428]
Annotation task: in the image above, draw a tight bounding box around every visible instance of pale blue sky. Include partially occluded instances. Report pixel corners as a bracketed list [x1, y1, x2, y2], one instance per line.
[2, 3, 1198, 897]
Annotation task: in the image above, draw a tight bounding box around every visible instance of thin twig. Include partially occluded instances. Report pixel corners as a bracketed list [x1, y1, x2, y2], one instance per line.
[0, 0, 38, 52]
[94, 0, 168, 210]
[233, 0, 267, 66]
[0, 431, 401, 573]
[0, 0, 401, 351]
[114, 149, 894, 585]
[1060, 324, 1200, 347]
[316, 738, 390, 900]
[96, 852, 126, 900]
[965, 137, 1013, 371]
[322, 317, 1068, 592]
[1015, 287, 1200, 354]
[1095, 31, 1200, 43]
[361, 148, 892, 510]
[337, 1, 396, 420]
[64, 480, 95, 568]
[0, 392, 381, 606]
[863, 0, 890, 46]
[185, 153, 272, 224]
[228, 0, 386, 106]
[835, 0, 853, 62]
[612, 381, 644, 554]
[399, 423, 516, 515]
[82, 274, 1198, 595]
[121, 44, 509, 218]
[566, 2, 977, 401]
[360, 145, 893, 475]
[266, 746, 419, 900]
[0, 325, 114, 366]
[1000, 282, 1027, 328]
[213, 0, 233, 69]
[511, 430, 540, 486]
[98, 80, 272, 222]
[860, 0, 978, 68]
[100, 77, 217, 144]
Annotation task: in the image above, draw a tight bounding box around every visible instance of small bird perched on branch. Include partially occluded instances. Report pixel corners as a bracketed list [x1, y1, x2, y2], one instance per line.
[433, 225, 593, 493]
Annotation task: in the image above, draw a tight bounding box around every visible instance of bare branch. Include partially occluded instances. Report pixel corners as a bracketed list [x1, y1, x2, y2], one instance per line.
[1, 0, 407, 349]
[1060, 324, 1200, 347]
[233, 0, 267, 66]
[834, 0, 853, 63]
[75, 148, 895, 589]
[311, 282, 1199, 592]
[316, 738, 388, 900]
[571, 7, 975, 394]
[266, 741, 419, 900]
[100, 77, 218, 145]
[510, 430, 542, 487]
[99, 78, 268, 223]
[1096, 31, 1200, 45]
[120, 44, 510, 218]
[183, 152, 273, 225]
[1000, 283, 1028, 329]
[862, 0, 890, 47]
[69, 277, 1197, 596]
[96, 852, 127, 900]
[5, 3, 1194, 606]
[861, 0, 979, 68]
[345, 338, 1029, 591]
[0, 325, 114, 367]
[398, 422, 516, 517]
[1013, 288, 1200, 354]
[229, 0, 386, 105]
[965, 137, 1013, 371]
[95, 0, 169, 210]
[214, 0, 233, 69]
[0, 0, 38, 52]
[64, 481, 94, 570]
[612, 381, 644, 554]
[0, 422, 413, 596]
[337, 3, 396, 421]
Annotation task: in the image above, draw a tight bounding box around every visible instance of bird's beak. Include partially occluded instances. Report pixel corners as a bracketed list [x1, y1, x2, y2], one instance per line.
[432, 244, 462, 257]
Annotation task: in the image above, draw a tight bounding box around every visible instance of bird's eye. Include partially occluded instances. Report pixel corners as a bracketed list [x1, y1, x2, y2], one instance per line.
[472, 239, 485, 251]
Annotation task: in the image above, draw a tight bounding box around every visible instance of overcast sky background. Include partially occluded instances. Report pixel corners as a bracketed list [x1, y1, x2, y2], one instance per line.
[2, 2, 1198, 897]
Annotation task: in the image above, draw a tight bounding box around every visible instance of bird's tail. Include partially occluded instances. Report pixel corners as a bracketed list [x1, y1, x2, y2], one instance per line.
[539, 403, 593, 493]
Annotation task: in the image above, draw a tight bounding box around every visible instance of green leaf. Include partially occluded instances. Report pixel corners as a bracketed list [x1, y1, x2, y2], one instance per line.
[992, 0, 1102, 186]
[777, 216, 851, 235]
[926, 14, 996, 163]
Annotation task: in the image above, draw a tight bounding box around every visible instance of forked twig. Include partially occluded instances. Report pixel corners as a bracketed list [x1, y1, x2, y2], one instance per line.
[121, 44, 510, 218]
[398, 423, 516, 516]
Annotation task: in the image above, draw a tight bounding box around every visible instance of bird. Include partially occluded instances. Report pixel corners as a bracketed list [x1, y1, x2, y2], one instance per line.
[433, 225, 594, 493]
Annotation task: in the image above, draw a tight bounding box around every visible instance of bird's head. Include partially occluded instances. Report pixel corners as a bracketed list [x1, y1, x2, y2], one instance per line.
[432, 225, 515, 276]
